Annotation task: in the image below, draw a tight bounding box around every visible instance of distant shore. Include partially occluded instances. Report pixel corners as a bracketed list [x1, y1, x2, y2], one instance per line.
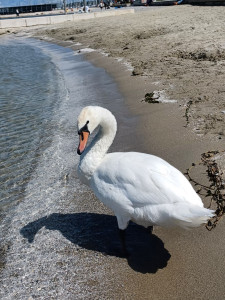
[2, 6, 225, 299]
[0, 7, 134, 29]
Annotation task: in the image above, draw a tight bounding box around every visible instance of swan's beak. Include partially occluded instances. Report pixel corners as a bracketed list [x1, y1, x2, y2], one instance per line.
[77, 131, 89, 155]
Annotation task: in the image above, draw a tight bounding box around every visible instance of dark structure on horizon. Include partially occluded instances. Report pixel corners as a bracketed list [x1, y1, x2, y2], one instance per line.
[0, 0, 81, 15]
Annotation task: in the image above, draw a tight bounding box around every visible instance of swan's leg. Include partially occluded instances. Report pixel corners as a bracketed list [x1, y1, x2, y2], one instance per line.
[116, 215, 130, 257]
[147, 226, 153, 234]
[119, 229, 128, 257]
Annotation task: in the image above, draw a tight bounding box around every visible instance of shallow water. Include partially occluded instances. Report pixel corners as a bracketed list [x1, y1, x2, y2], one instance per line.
[0, 36, 66, 217]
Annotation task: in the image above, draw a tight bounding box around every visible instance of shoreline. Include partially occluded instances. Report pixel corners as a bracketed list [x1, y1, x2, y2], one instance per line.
[1, 6, 225, 299]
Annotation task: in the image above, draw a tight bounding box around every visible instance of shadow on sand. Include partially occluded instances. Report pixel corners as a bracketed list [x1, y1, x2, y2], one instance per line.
[20, 212, 171, 274]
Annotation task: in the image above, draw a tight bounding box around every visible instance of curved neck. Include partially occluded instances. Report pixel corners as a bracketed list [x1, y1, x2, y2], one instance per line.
[78, 112, 117, 184]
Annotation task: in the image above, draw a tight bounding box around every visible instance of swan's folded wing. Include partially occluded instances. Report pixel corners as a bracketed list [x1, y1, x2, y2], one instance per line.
[91, 152, 203, 210]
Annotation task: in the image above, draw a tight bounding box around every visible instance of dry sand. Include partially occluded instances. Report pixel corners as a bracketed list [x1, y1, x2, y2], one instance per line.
[2, 5, 225, 299]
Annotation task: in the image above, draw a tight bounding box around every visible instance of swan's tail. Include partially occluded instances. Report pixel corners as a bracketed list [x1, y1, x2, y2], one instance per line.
[133, 203, 215, 229]
[171, 205, 215, 229]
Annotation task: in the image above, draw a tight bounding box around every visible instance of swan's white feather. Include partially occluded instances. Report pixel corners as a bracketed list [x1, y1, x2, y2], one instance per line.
[91, 152, 214, 229]
[77, 106, 215, 231]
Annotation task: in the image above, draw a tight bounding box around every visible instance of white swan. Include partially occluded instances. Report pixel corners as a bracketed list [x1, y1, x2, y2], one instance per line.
[77, 106, 214, 251]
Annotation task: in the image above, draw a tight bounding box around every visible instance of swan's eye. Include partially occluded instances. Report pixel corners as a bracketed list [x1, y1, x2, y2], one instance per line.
[78, 121, 90, 137]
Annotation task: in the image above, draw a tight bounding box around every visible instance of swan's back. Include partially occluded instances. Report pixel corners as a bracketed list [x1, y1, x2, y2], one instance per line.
[91, 152, 203, 208]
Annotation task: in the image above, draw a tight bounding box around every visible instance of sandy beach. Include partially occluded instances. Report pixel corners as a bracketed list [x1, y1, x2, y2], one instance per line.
[1, 5, 225, 299]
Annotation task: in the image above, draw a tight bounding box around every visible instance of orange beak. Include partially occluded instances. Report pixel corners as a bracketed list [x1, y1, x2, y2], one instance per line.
[77, 131, 89, 155]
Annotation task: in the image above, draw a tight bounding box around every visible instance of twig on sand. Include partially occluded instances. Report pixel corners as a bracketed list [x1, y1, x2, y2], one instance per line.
[184, 100, 193, 127]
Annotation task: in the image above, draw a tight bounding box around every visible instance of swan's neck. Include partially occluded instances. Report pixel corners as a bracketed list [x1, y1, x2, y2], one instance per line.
[78, 113, 117, 185]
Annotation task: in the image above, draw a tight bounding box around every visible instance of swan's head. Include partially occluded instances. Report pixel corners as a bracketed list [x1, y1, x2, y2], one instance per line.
[77, 106, 116, 155]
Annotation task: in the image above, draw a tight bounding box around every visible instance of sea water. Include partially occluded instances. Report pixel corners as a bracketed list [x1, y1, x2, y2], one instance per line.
[0, 36, 68, 218]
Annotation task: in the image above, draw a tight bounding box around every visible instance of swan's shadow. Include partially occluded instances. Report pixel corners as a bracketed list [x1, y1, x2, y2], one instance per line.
[20, 213, 171, 273]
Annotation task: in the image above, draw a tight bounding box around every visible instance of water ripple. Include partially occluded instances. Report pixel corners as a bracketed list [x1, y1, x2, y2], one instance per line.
[0, 38, 64, 217]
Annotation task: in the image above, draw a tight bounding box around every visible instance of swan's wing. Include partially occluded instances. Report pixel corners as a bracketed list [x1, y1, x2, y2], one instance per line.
[91, 152, 203, 210]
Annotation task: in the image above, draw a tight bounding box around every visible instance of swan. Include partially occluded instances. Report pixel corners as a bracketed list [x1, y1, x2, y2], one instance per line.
[77, 106, 214, 253]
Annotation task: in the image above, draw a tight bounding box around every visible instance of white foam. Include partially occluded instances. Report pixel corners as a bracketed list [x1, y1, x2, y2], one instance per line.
[74, 47, 95, 55]
[152, 81, 161, 85]
[154, 90, 177, 103]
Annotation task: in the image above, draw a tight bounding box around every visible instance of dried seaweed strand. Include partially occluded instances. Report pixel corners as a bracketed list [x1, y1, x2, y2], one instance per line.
[184, 100, 193, 127]
[186, 150, 225, 231]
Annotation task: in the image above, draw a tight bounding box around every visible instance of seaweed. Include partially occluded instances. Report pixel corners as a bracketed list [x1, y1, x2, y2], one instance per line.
[184, 100, 193, 126]
[142, 92, 159, 104]
[186, 150, 225, 230]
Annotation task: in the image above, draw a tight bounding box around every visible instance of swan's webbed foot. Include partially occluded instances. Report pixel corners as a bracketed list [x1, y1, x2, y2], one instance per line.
[119, 229, 129, 257]
[147, 226, 153, 234]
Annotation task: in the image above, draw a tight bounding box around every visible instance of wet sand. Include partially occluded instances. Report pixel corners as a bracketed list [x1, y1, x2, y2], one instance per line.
[1, 5, 225, 299]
